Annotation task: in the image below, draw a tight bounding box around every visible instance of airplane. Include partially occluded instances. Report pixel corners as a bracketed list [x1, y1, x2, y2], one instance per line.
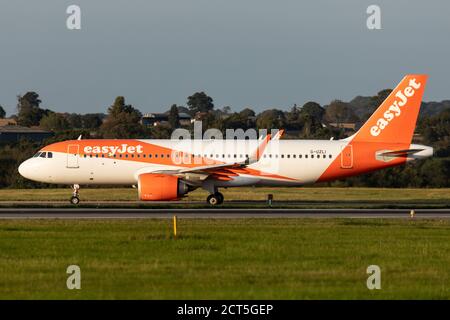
[18, 75, 433, 205]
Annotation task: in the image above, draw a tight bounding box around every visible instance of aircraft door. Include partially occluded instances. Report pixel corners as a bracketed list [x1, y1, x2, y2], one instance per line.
[67, 144, 80, 168]
[340, 145, 353, 169]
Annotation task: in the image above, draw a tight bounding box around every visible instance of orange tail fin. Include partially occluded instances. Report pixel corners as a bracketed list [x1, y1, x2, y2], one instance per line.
[351, 74, 427, 144]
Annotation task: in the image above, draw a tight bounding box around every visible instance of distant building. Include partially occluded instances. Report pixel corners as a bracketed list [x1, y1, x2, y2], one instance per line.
[0, 118, 17, 126]
[142, 112, 191, 126]
[0, 125, 53, 143]
[328, 122, 357, 130]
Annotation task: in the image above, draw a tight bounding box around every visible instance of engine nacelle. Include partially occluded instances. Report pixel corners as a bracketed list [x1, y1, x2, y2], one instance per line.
[138, 173, 189, 201]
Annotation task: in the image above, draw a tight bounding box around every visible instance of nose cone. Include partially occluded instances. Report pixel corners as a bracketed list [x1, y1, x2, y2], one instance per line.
[18, 159, 31, 179]
[18, 159, 42, 181]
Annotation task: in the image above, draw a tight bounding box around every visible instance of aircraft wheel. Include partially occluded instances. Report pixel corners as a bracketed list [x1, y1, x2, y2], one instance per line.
[215, 192, 224, 204]
[70, 196, 80, 205]
[207, 194, 220, 206]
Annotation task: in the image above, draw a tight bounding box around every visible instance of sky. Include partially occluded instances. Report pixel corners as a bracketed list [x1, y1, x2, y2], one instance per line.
[0, 0, 449, 116]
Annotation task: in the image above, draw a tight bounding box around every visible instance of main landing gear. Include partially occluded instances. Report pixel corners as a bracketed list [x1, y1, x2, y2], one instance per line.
[207, 192, 224, 206]
[70, 184, 80, 205]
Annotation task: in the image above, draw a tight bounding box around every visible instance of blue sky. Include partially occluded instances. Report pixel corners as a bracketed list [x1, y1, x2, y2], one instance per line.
[0, 0, 449, 116]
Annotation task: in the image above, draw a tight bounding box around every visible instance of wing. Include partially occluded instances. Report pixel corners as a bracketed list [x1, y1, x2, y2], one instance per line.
[150, 134, 272, 182]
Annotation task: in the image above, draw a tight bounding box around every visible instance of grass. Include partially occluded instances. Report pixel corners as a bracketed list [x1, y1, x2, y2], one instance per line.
[0, 187, 449, 208]
[0, 218, 449, 299]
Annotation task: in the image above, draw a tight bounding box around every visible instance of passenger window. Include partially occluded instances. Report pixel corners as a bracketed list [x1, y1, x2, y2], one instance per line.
[305, 155, 308, 158]
[47, 152, 53, 158]
[311, 155, 314, 159]
[329, 154, 332, 158]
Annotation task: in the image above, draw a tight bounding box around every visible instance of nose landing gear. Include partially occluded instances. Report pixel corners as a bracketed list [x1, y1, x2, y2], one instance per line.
[70, 184, 80, 205]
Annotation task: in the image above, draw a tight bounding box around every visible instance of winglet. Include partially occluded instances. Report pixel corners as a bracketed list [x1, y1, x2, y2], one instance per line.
[248, 133, 271, 164]
[272, 129, 285, 140]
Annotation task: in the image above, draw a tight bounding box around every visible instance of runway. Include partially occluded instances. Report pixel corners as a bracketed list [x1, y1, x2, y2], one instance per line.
[0, 208, 450, 219]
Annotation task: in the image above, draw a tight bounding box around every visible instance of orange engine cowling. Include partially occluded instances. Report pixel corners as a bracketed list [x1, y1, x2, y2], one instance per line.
[138, 173, 188, 201]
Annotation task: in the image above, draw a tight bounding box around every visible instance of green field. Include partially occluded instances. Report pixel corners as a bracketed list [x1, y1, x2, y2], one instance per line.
[1, 187, 450, 208]
[0, 218, 449, 299]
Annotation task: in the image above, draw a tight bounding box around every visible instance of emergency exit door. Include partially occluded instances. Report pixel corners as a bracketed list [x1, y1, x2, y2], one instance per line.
[67, 145, 79, 168]
[340, 145, 353, 169]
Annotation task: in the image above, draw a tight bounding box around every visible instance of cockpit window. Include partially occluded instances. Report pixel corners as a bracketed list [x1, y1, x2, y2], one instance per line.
[39, 152, 47, 158]
[33, 152, 42, 158]
[47, 152, 53, 158]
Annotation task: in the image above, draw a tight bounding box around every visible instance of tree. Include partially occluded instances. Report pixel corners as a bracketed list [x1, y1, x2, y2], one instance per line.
[168, 104, 180, 129]
[363, 89, 393, 119]
[324, 100, 358, 124]
[301, 102, 325, 122]
[256, 109, 286, 129]
[0, 105, 5, 118]
[217, 109, 254, 131]
[82, 114, 103, 129]
[39, 113, 70, 131]
[222, 106, 232, 114]
[100, 96, 145, 138]
[66, 113, 83, 129]
[17, 92, 49, 127]
[239, 108, 255, 119]
[187, 92, 214, 115]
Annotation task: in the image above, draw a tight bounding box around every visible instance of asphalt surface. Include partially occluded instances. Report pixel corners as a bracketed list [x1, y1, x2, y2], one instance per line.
[0, 208, 449, 219]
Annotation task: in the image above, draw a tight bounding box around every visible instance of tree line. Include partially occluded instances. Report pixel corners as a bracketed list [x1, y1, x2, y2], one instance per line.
[0, 89, 449, 188]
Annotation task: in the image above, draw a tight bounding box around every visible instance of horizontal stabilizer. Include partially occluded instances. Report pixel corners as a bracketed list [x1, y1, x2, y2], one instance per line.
[378, 148, 425, 157]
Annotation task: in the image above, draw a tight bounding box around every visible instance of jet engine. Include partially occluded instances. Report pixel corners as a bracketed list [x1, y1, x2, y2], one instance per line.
[138, 173, 189, 201]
